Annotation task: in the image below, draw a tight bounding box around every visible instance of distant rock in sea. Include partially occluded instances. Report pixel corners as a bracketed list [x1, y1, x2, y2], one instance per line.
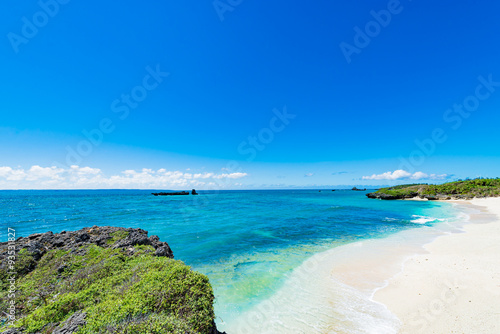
[152, 191, 190, 196]
[152, 189, 199, 196]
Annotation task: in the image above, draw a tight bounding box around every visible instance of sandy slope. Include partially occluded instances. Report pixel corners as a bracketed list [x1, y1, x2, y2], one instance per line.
[374, 198, 500, 333]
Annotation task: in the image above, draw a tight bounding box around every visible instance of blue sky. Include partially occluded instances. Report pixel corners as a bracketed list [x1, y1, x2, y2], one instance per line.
[1, 0, 499, 189]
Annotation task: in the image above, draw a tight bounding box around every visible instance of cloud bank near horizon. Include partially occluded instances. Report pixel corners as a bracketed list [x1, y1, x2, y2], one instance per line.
[362, 170, 449, 181]
[0, 165, 248, 189]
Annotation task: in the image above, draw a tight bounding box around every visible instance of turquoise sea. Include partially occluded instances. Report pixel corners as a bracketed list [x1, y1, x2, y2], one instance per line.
[1, 190, 466, 333]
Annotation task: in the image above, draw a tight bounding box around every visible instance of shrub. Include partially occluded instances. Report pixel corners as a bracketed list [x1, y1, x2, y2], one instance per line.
[1, 245, 215, 334]
[375, 178, 500, 198]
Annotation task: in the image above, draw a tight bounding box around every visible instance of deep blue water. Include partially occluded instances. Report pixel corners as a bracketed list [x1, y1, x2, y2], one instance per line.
[0, 189, 459, 331]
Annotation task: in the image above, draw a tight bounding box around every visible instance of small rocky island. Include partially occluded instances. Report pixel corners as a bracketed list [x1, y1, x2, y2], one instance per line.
[0, 226, 223, 334]
[152, 189, 198, 196]
[367, 178, 500, 200]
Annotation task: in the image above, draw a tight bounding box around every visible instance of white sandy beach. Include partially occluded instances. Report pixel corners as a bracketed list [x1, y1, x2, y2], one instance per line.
[224, 198, 500, 334]
[374, 198, 500, 333]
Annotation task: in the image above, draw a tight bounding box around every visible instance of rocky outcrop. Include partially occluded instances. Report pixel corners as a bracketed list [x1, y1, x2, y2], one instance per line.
[0, 226, 173, 277]
[352, 187, 367, 191]
[0, 227, 223, 334]
[427, 194, 474, 200]
[366, 192, 414, 200]
[366, 179, 500, 201]
[366, 192, 475, 201]
[152, 191, 190, 196]
[52, 312, 87, 334]
[3, 329, 22, 334]
[8, 311, 226, 334]
[152, 189, 200, 196]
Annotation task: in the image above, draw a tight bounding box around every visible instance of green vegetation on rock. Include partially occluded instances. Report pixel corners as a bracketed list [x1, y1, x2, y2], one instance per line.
[106, 230, 129, 245]
[421, 178, 500, 197]
[367, 178, 500, 200]
[0, 227, 218, 334]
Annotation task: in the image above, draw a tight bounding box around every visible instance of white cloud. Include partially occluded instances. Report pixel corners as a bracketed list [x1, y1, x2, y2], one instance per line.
[304, 173, 314, 177]
[0, 167, 13, 177]
[70, 165, 101, 175]
[426, 173, 449, 180]
[362, 170, 411, 180]
[0, 165, 248, 189]
[0, 166, 27, 181]
[213, 172, 248, 179]
[362, 170, 448, 181]
[194, 173, 214, 179]
[410, 171, 427, 180]
[26, 166, 65, 181]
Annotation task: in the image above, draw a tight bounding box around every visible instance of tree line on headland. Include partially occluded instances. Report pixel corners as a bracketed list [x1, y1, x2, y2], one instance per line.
[367, 178, 500, 200]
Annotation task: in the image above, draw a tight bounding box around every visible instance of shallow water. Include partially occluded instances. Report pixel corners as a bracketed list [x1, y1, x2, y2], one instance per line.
[0, 189, 463, 332]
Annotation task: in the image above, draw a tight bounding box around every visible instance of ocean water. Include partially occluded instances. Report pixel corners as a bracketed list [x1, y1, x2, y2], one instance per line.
[0, 190, 466, 333]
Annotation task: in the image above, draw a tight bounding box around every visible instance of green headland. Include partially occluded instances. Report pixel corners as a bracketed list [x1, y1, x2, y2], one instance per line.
[367, 178, 500, 200]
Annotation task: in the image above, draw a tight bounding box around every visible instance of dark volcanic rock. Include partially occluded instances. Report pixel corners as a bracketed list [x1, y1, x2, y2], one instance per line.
[0, 226, 174, 276]
[367, 192, 467, 201]
[0, 227, 226, 334]
[52, 312, 87, 334]
[420, 193, 472, 201]
[152, 191, 190, 196]
[451, 194, 474, 200]
[366, 192, 405, 200]
[211, 322, 227, 334]
[366, 192, 419, 200]
[435, 193, 452, 200]
[26, 240, 45, 261]
[154, 245, 174, 257]
[3, 329, 22, 334]
[113, 230, 149, 249]
[421, 194, 438, 200]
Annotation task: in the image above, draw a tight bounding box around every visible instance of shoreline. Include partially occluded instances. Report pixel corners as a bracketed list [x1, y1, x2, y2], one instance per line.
[222, 200, 469, 333]
[374, 198, 500, 333]
[225, 197, 499, 333]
